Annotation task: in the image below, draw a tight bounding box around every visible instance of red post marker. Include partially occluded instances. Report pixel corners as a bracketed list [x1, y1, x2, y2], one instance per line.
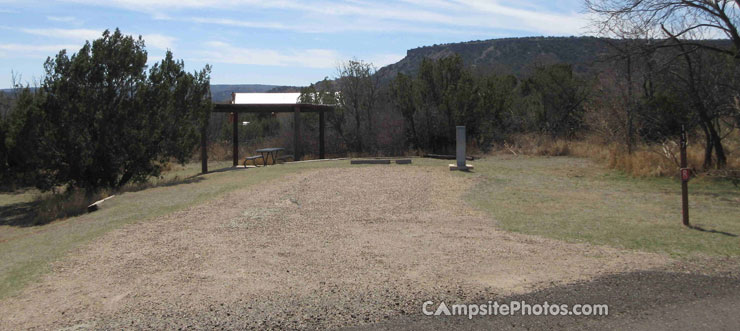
[681, 168, 691, 182]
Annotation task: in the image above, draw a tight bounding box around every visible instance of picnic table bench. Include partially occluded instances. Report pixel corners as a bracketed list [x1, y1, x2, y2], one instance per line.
[243, 155, 264, 167]
[255, 147, 285, 166]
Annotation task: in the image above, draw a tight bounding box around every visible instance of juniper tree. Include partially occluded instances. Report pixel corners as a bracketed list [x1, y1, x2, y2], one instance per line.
[4, 29, 211, 191]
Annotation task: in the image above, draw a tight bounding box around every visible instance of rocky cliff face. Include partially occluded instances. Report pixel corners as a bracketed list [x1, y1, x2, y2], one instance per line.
[376, 36, 617, 82]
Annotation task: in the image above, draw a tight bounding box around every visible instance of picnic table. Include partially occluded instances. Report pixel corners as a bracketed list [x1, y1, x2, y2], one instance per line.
[255, 147, 285, 166]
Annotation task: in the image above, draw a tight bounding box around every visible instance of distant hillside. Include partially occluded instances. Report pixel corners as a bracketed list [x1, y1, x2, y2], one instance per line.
[376, 36, 613, 81]
[0, 88, 23, 94]
[266, 86, 302, 93]
[375, 36, 733, 81]
[210, 84, 281, 103]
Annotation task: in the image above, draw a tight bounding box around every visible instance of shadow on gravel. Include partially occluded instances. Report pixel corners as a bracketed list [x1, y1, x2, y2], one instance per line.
[343, 271, 740, 331]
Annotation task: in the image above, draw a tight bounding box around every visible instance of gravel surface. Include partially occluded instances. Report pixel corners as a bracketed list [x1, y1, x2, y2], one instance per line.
[0, 166, 670, 330]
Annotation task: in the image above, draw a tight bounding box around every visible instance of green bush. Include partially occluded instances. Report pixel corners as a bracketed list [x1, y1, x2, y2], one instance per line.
[2, 29, 212, 191]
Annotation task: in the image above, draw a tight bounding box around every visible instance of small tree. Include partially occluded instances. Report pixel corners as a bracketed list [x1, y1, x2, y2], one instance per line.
[473, 74, 518, 149]
[299, 77, 348, 152]
[416, 55, 475, 152]
[389, 73, 420, 150]
[522, 64, 589, 138]
[390, 56, 521, 152]
[336, 60, 379, 153]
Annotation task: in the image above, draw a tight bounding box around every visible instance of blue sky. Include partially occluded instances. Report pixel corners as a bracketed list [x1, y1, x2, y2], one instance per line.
[0, 0, 588, 88]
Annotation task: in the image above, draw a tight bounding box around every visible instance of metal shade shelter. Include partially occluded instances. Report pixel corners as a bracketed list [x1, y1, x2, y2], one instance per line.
[205, 99, 334, 173]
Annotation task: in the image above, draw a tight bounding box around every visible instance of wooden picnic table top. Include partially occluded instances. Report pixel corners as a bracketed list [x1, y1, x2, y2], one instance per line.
[255, 147, 285, 153]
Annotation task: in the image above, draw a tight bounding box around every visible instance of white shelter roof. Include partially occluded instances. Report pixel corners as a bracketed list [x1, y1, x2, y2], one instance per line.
[233, 93, 301, 104]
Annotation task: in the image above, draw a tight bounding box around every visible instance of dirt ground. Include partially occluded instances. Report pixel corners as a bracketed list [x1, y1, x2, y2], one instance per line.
[0, 166, 670, 329]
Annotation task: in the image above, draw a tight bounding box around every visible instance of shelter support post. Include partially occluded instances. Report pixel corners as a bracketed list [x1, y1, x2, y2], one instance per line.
[232, 112, 239, 167]
[294, 106, 301, 161]
[319, 110, 325, 159]
[680, 125, 690, 227]
[201, 121, 208, 174]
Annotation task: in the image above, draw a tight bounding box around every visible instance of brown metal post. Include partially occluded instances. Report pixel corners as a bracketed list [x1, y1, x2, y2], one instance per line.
[680, 125, 690, 227]
[201, 121, 208, 174]
[233, 112, 239, 167]
[319, 109, 325, 159]
[294, 106, 301, 161]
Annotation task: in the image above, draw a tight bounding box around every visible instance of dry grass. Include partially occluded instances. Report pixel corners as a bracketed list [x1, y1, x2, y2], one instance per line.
[33, 190, 106, 225]
[500, 134, 573, 157]
[498, 133, 740, 179]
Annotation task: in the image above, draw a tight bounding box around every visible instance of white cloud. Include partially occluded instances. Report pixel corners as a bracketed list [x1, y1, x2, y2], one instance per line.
[398, 0, 462, 11]
[147, 55, 165, 65]
[63, 0, 589, 35]
[65, 0, 236, 12]
[452, 0, 588, 35]
[151, 12, 173, 20]
[190, 17, 290, 30]
[197, 41, 403, 70]
[46, 16, 78, 23]
[20, 28, 101, 41]
[18, 28, 176, 50]
[0, 43, 77, 52]
[188, 15, 467, 34]
[199, 41, 341, 68]
[142, 34, 176, 50]
[0, 43, 78, 58]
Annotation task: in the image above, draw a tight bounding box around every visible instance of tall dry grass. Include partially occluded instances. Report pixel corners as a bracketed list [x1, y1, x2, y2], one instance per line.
[32, 188, 112, 225]
[496, 133, 740, 178]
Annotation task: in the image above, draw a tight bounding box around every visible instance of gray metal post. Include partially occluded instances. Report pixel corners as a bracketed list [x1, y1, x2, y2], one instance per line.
[456, 126, 466, 168]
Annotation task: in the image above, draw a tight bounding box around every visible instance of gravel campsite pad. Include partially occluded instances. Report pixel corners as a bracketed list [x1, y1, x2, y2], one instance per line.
[0, 166, 669, 329]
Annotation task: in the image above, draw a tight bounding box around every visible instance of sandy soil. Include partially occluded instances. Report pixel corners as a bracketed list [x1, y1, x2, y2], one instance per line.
[0, 166, 669, 330]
